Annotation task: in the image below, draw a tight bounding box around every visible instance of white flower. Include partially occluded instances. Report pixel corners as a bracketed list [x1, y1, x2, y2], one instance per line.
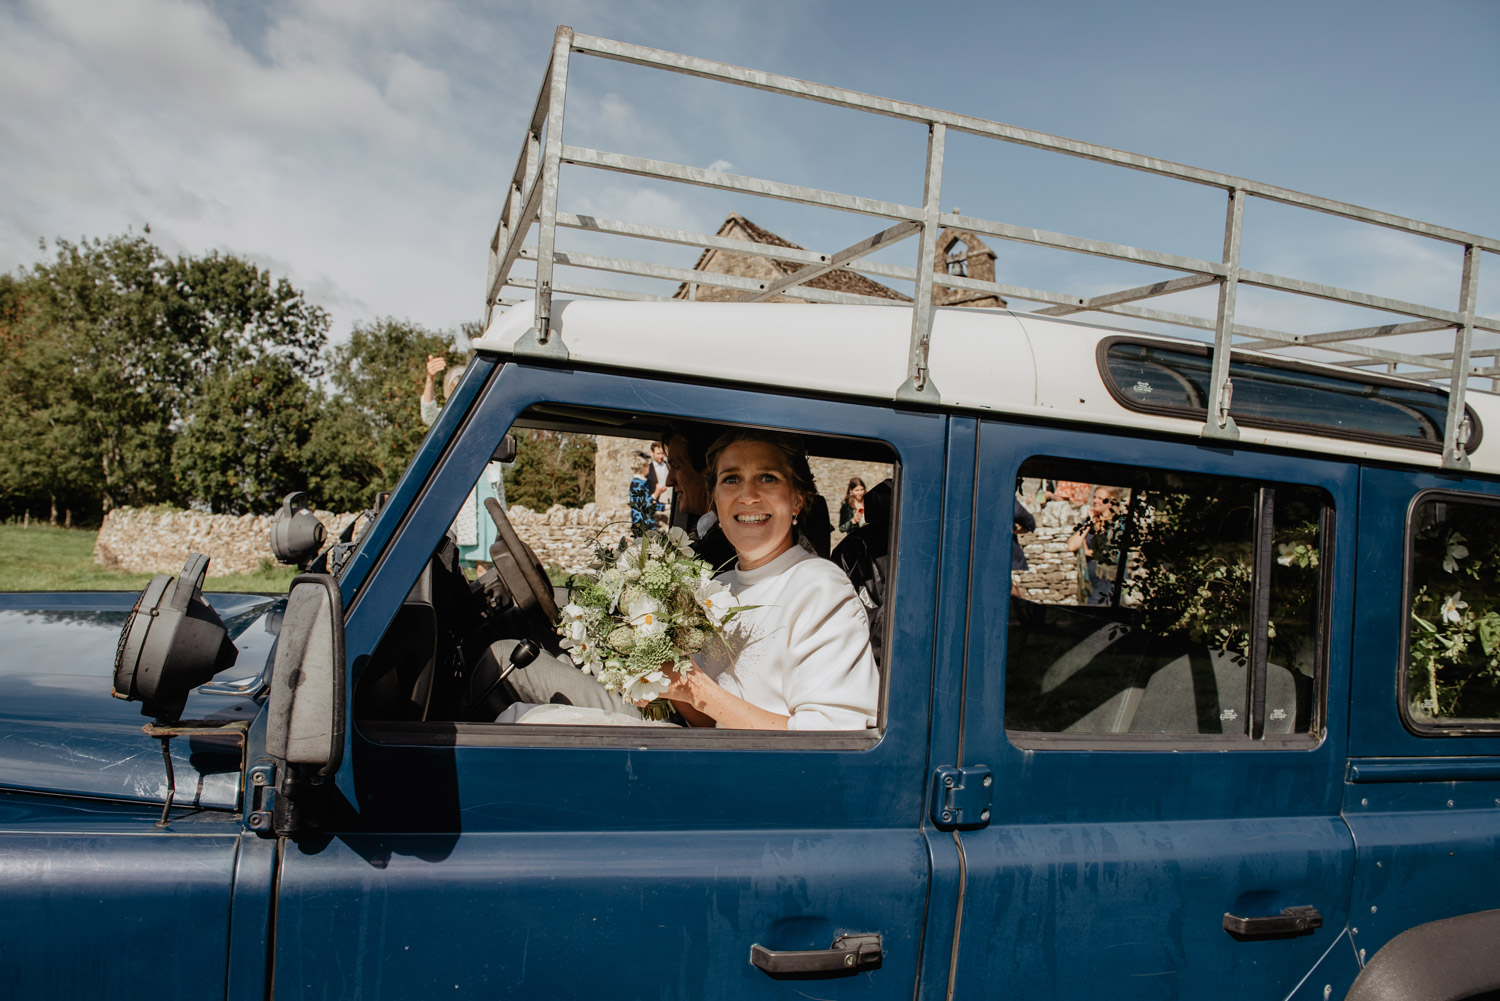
[558, 603, 590, 641]
[623, 669, 671, 704]
[1443, 533, 1469, 573]
[694, 578, 733, 625]
[627, 594, 666, 637]
[559, 635, 596, 670]
[666, 526, 696, 557]
[1276, 543, 1296, 567]
[1440, 592, 1468, 624]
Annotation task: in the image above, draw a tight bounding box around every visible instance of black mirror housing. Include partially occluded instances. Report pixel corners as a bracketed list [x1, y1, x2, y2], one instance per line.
[265, 574, 345, 834]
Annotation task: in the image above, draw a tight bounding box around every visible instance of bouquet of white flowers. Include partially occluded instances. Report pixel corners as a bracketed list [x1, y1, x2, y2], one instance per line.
[556, 526, 746, 717]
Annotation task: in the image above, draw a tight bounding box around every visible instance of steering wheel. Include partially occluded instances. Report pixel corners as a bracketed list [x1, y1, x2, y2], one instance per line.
[484, 497, 560, 625]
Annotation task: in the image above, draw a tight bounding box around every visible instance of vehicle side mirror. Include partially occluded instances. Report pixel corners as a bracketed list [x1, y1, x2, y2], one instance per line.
[492, 433, 517, 464]
[265, 573, 345, 835]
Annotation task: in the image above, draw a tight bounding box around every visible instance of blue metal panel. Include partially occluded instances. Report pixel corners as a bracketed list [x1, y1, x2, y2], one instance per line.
[274, 364, 948, 998]
[0, 592, 277, 808]
[276, 829, 926, 998]
[0, 794, 240, 1000]
[950, 421, 1358, 1000]
[915, 416, 975, 1001]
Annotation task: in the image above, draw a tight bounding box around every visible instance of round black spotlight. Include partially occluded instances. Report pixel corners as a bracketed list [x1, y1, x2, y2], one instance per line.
[269, 491, 326, 569]
[113, 553, 239, 722]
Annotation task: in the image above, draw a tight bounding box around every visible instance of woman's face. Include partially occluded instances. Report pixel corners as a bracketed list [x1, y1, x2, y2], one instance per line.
[714, 440, 804, 571]
[851, 484, 865, 502]
[1090, 489, 1117, 521]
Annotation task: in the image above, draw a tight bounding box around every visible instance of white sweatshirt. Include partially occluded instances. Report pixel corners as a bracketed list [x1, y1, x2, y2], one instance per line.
[696, 545, 879, 730]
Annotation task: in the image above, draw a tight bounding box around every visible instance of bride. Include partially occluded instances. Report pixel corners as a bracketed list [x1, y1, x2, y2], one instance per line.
[647, 429, 879, 730]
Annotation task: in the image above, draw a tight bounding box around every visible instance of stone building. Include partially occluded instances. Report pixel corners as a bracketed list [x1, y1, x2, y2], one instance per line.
[672, 213, 1006, 309]
[673, 213, 911, 303]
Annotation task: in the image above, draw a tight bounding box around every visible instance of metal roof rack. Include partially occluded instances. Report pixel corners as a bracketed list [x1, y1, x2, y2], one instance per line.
[486, 25, 1499, 469]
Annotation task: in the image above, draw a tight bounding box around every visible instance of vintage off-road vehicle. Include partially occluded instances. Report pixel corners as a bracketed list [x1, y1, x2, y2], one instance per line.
[4, 26, 1499, 1001]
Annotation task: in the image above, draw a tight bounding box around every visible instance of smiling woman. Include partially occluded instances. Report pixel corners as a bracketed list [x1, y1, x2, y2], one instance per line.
[651, 429, 880, 730]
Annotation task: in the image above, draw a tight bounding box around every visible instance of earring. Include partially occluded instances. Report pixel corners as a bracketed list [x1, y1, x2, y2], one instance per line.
[792, 515, 799, 526]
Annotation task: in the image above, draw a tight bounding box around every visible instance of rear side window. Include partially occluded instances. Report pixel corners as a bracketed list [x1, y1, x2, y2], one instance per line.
[1008, 459, 1327, 743]
[1101, 340, 1481, 454]
[1405, 494, 1500, 732]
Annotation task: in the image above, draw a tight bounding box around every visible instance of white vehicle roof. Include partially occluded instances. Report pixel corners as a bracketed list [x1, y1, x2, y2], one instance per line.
[476, 298, 1500, 477]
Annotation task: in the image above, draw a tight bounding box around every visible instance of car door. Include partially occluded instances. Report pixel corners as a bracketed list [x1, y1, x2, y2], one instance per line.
[1342, 468, 1500, 961]
[941, 420, 1360, 1000]
[269, 362, 951, 999]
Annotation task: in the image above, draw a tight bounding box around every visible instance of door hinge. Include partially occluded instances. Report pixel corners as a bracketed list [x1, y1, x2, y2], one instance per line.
[931, 765, 992, 831]
[247, 762, 276, 834]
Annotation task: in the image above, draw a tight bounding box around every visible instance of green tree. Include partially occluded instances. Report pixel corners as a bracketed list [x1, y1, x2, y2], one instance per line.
[171, 357, 317, 514]
[0, 232, 330, 516]
[0, 274, 98, 522]
[506, 429, 596, 510]
[322, 317, 458, 501]
[303, 396, 386, 513]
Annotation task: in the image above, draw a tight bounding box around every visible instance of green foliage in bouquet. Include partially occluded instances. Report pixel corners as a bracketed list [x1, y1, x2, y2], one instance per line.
[556, 526, 749, 718]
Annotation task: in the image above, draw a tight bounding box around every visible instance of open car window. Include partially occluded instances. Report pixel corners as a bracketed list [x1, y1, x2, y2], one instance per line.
[353, 402, 898, 743]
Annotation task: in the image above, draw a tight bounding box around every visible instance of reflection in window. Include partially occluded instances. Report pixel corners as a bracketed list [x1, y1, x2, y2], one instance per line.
[1407, 496, 1500, 728]
[1007, 460, 1325, 739]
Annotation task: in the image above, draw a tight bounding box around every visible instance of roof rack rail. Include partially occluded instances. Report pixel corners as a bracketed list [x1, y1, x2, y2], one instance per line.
[486, 25, 1498, 469]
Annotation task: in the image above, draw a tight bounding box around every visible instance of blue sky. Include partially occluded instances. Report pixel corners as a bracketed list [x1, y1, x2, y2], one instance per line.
[1, 0, 1495, 353]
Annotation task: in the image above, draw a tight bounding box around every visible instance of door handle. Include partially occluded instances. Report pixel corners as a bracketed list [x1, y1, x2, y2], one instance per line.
[749, 933, 882, 976]
[1223, 906, 1323, 939]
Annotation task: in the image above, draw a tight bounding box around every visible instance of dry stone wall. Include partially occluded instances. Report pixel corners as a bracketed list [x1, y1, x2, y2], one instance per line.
[93, 504, 632, 577]
[94, 507, 362, 577]
[505, 503, 633, 570]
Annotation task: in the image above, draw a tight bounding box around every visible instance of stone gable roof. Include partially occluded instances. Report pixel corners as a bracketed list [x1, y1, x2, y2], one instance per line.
[674, 213, 1006, 308]
[675, 213, 911, 303]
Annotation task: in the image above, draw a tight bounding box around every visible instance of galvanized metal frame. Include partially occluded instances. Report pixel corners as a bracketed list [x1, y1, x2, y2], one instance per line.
[487, 26, 1498, 467]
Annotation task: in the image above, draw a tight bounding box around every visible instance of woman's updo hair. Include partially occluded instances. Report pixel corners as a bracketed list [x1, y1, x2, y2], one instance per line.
[704, 429, 816, 510]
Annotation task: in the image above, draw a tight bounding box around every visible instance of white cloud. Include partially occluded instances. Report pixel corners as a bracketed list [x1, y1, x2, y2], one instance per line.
[385, 52, 450, 113]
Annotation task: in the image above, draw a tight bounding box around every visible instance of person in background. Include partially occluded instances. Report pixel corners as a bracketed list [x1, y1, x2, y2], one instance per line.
[646, 441, 670, 514]
[839, 478, 867, 533]
[418, 353, 503, 572]
[664, 424, 736, 571]
[420, 354, 453, 427]
[1067, 485, 1127, 605]
[628, 452, 654, 534]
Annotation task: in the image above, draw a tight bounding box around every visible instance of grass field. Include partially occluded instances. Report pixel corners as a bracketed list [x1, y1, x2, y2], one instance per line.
[0, 524, 297, 593]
